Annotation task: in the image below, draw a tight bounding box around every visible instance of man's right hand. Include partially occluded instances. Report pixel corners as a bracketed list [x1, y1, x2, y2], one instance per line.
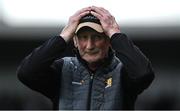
[60, 7, 91, 42]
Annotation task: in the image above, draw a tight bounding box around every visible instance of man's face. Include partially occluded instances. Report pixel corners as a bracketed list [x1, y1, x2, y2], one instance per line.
[74, 29, 110, 64]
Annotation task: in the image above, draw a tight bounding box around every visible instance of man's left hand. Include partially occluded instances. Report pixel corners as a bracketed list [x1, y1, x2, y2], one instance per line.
[90, 6, 121, 38]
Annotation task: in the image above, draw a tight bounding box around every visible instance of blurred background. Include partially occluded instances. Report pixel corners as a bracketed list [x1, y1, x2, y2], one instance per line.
[0, 0, 180, 109]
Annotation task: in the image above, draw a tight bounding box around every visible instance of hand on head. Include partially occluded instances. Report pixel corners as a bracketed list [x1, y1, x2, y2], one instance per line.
[90, 6, 120, 37]
[60, 6, 120, 42]
[60, 7, 91, 42]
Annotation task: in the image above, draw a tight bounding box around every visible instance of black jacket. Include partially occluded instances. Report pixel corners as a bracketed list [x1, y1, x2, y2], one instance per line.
[17, 33, 154, 109]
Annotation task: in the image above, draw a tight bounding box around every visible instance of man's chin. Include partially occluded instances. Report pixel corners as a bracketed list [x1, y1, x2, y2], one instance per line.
[83, 57, 102, 64]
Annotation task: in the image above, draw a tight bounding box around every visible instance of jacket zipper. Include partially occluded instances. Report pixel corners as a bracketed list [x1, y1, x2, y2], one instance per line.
[87, 73, 94, 110]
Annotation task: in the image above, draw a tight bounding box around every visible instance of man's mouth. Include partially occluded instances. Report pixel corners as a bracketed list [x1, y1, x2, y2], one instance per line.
[85, 49, 99, 55]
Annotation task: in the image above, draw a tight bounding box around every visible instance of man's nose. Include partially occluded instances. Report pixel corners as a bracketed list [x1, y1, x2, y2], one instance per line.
[86, 37, 95, 50]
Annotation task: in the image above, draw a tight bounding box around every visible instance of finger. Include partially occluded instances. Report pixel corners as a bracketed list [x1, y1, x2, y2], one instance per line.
[90, 11, 103, 20]
[92, 6, 113, 18]
[71, 7, 91, 22]
[91, 6, 105, 16]
[77, 11, 90, 20]
[74, 7, 91, 16]
[98, 7, 113, 18]
[93, 6, 107, 12]
[98, 7, 109, 14]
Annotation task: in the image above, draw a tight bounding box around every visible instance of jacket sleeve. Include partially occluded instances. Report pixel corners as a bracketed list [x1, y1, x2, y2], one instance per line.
[16, 36, 67, 99]
[110, 33, 155, 94]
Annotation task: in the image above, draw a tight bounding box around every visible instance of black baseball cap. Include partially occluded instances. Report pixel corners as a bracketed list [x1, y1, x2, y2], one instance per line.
[75, 14, 103, 33]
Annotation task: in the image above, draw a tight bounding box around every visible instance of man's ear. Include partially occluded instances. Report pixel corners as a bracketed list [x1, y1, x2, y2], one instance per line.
[73, 36, 78, 47]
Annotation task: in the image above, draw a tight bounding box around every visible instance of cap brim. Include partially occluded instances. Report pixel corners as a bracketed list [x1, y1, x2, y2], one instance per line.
[75, 22, 103, 33]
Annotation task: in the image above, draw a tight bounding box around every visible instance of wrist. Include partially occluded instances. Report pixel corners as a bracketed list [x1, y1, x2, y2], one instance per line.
[59, 33, 72, 43]
[108, 29, 121, 38]
[60, 28, 75, 42]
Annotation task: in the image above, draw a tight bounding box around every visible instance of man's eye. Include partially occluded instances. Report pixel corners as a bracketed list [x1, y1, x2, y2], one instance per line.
[94, 35, 103, 40]
[78, 36, 88, 40]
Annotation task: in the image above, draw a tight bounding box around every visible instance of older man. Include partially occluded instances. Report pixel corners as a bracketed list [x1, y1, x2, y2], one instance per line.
[17, 6, 154, 110]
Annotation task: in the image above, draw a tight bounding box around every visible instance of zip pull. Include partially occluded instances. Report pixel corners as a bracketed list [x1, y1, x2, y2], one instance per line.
[90, 73, 94, 79]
